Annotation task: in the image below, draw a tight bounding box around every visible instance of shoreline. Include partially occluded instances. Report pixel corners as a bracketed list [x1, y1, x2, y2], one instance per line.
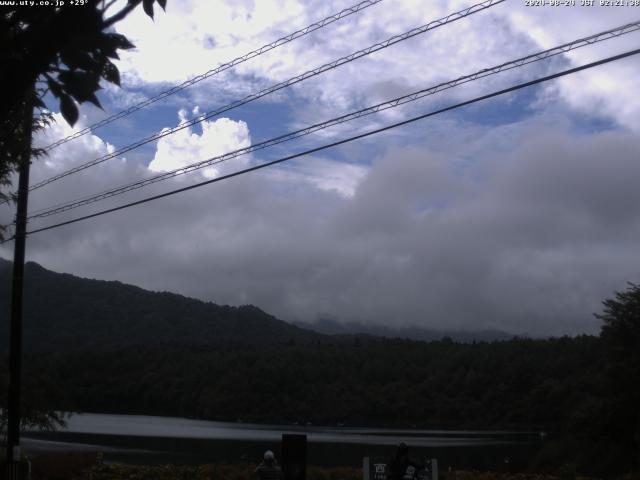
[24, 456, 617, 480]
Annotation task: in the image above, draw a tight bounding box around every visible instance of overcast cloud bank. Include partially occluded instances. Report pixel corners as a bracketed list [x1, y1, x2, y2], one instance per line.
[1, 0, 639, 336]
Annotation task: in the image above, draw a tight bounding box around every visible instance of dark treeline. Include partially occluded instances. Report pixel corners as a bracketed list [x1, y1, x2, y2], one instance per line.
[23, 336, 602, 428]
[5, 332, 637, 476]
[0, 259, 319, 352]
[0, 260, 638, 475]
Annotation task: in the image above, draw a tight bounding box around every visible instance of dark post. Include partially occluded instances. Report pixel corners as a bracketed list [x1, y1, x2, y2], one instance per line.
[6, 96, 33, 474]
[281, 434, 307, 480]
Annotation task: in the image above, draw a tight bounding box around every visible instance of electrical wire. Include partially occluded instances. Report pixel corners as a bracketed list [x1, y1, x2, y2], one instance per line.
[15, 47, 639, 240]
[29, 0, 504, 192]
[26, 20, 640, 220]
[42, 0, 385, 151]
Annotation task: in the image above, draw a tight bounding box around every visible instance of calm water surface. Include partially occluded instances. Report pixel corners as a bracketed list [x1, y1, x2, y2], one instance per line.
[24, 413, 543, 469]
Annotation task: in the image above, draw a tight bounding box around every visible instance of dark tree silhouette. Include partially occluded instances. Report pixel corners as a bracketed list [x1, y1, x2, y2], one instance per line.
[595, 282, 640, 472]
[598, 283, 640, 360]
[0, 0, 167, 208]
[0, 0, 168, 439]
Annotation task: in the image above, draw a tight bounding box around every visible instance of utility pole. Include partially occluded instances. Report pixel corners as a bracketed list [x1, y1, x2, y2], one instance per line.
[6, 94, 33, 477]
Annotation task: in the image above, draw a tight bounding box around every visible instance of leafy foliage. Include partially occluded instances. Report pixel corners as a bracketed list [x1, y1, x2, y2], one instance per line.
[0, 355, 68, 443]
[0, 0, 166, 124]
[0, 87, 53, 239]
[593, 283, 640, 472]
[0, 0, 168, 437]
[0, 260, 638, 474]
[78, 463, 360, 480]
[0, 0, 168, 218]
[597, 283, 640, 362]
[7, 335, 620, 475]
[25, 337, 601, 430]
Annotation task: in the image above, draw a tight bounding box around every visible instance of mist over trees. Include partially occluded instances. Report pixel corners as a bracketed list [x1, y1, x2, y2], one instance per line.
[2, 2, 638, 478]
[0, 261, 638, 475]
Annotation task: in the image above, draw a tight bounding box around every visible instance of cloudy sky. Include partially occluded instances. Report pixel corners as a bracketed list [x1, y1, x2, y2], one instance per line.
[2, 0, 640, 336]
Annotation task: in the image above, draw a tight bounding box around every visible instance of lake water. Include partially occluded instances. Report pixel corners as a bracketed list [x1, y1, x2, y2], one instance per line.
[24, 413, 543, 470]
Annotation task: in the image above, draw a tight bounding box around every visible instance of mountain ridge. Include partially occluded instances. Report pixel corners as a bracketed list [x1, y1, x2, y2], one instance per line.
[295, 317, 515, 342]
[0, 257, 320, 352]
[0, 258, 517, 352]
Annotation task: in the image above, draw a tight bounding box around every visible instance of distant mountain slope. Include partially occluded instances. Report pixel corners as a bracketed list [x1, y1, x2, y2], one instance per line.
[0, 258, 320, 352]
[295, 318, 514, 343]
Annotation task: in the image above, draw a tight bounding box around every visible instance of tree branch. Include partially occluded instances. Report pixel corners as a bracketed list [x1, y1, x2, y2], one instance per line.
[102, 0, 120, 14]
[102, 0, 142, 28]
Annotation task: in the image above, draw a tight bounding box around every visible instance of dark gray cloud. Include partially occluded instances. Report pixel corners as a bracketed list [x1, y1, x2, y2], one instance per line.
[3, 1, 639, 341]
[2, 115, 638, 337]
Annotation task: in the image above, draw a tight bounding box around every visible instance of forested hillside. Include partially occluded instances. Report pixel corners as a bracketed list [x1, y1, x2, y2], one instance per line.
[24, 336, 601, 429]
[0, 259, 319, 352]
[0, 259, 637, 475]
[294, 318, 513, 342]
[11, 334, 634, 474]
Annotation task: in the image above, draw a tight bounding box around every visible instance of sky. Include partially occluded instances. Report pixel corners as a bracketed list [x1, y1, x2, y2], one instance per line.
[2, 0, 640, 336]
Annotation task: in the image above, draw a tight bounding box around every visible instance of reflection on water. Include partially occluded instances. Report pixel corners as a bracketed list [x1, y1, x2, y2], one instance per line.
[53, 413, 529, 446]
[24, 413, 543, 469]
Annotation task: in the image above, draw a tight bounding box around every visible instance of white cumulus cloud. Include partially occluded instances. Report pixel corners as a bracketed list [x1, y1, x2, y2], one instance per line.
[149, 110, 252, 178]
[108, 0, 640, 133]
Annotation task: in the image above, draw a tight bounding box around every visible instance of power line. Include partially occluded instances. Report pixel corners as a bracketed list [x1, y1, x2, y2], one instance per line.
[29, 0, 504, 192]
[41, 0, 385, 152]
[18, 47, 640, 239]
[26, 20, 640, 220]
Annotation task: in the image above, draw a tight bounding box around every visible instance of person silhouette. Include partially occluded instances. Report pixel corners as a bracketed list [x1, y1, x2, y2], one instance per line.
[255, 450, 284, 480]
[389, 443, 421, 480]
